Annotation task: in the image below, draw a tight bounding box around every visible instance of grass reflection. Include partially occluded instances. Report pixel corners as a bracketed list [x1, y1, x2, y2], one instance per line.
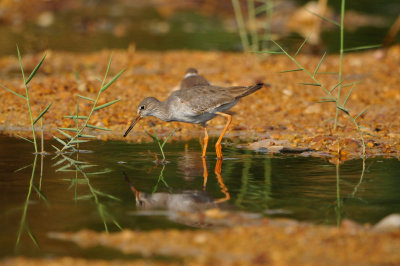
[335, 159, 342, 227]
[54, 153, 122, 232]
[263, 157, 273, 203]
[351, 156, 367, 198]
[16, 155, 40, 248]
[335, 155, 369, 227]
[15, 116, 50, 249]
[235, 150, 252, 207]
[152, 165, 170, 193]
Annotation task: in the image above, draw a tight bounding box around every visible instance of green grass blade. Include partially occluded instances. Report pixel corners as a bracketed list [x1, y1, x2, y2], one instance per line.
[16, 134, 33, 144]
[53, 136, 68, 146]
[87, 124, 111, 131]
[26, 227, 39, 247]
[252, 51, 284, 54]
[26, 53, 46, 85]
[14, 163, 33, 173]
[342, 81, 361, 88]
[313, 52, 327, 77]
[145, 131, 157, 142]
[101, 54, 113, 88]
[343, 84, 355, 107]
[70, 140, 90, 144]
[59, 127, 79, 132]
[65, 145, 77, 151]
[298, 82, 321, 86]
[306, 9, 340, 27]
[355, 107, 368, 120]
[57, 128, 72, 139]
[0, 84, 26, 99]
[334, 0, 346, 131]
[330, 80, 344, 93]
[254, 3, 265, 14]
[78, 134, 96, 138]
[232, 0, 250, 52]
[79, 164, 97, 169]
[295, 33, 312, 57]
[320, 97, 335, 100]
[64, 115, 88, 119]
[16, 45, 26, 83]
[315, 100, 336, 103]
[100, 69, 125, 92]
[60, 159, 84, 166]
[56, 169, 76, 173]
[68, 159, 87, 165]
[77, 95, 95, 102]
[52, 158, 68, 167]
[278, 68, 304, 73]
[32, 184, 49, 204]
[95, 190, 121, 201]
[56, 164, 75, 172]
[86, 169, 112, 175]
[161, 128, 176, 148]
[337, 105, 349, 115]
[94, 99, 120, 111]
[248, 0, 258, 52]
[76, 195, 94, 201]
[76, 97, 79, 117]
[33, 102, 52, 125]
[151, 128, 160, 141]
[343, 44, 381, 52]
[51, 144, 61, 152]
[112, 219, 123, 230]
[255, 3, 273, 14]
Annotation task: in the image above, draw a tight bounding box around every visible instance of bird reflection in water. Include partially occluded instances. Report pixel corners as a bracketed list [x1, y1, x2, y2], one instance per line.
[177, 146, 229, 203]
[123, 157, 230, 227]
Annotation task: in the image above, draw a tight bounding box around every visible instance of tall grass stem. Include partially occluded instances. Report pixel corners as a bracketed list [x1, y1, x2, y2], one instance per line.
[334, 0, 346, 130]
[248, 0, 258, 51]
[232, 0, 250, 52]
[17, 46, 38, 153]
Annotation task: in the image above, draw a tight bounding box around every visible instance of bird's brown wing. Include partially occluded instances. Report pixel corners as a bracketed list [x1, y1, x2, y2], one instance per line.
[175, 85, 251, 114]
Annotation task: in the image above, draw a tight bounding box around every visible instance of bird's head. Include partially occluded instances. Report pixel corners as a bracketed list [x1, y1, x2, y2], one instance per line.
[136, 97, 160, 117]
[123, 97, 161, 137]
[184, 68, 198, 78]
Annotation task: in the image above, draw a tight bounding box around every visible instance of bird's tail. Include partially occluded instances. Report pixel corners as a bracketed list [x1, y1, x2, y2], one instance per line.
[237, 83, 267, 98]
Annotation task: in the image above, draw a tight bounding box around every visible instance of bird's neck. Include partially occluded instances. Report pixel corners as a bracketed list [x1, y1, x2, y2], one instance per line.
[151, 100, 170, 121]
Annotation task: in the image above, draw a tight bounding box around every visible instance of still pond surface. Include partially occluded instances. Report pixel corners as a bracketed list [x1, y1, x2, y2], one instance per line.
[0, 135, 399, 258]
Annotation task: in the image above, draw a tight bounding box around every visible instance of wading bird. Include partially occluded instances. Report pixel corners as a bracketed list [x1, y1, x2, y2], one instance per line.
[123, 70, 265, 159]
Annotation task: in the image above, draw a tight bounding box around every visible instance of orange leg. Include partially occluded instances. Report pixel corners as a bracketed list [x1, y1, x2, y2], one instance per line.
[202, 127, 209, 158]
[202, 156, 208, 189]
[214, 159, 230, 203]
[215, 112, 232, 159]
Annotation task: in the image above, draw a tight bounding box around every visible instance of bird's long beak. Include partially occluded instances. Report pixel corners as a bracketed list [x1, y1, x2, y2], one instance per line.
[123, 115, 142, 137]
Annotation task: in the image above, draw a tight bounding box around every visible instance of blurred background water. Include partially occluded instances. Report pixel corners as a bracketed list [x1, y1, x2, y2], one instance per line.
[0, 0, 399, 55]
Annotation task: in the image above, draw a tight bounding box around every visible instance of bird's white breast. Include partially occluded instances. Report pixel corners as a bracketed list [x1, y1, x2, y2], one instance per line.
[167, 98, 198, 122]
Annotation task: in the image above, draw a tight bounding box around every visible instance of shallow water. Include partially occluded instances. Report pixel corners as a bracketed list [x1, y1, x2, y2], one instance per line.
[0, 135, 399, 258]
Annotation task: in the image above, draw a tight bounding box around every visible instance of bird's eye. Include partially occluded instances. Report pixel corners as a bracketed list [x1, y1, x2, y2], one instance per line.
[140, 105, 145, 110]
